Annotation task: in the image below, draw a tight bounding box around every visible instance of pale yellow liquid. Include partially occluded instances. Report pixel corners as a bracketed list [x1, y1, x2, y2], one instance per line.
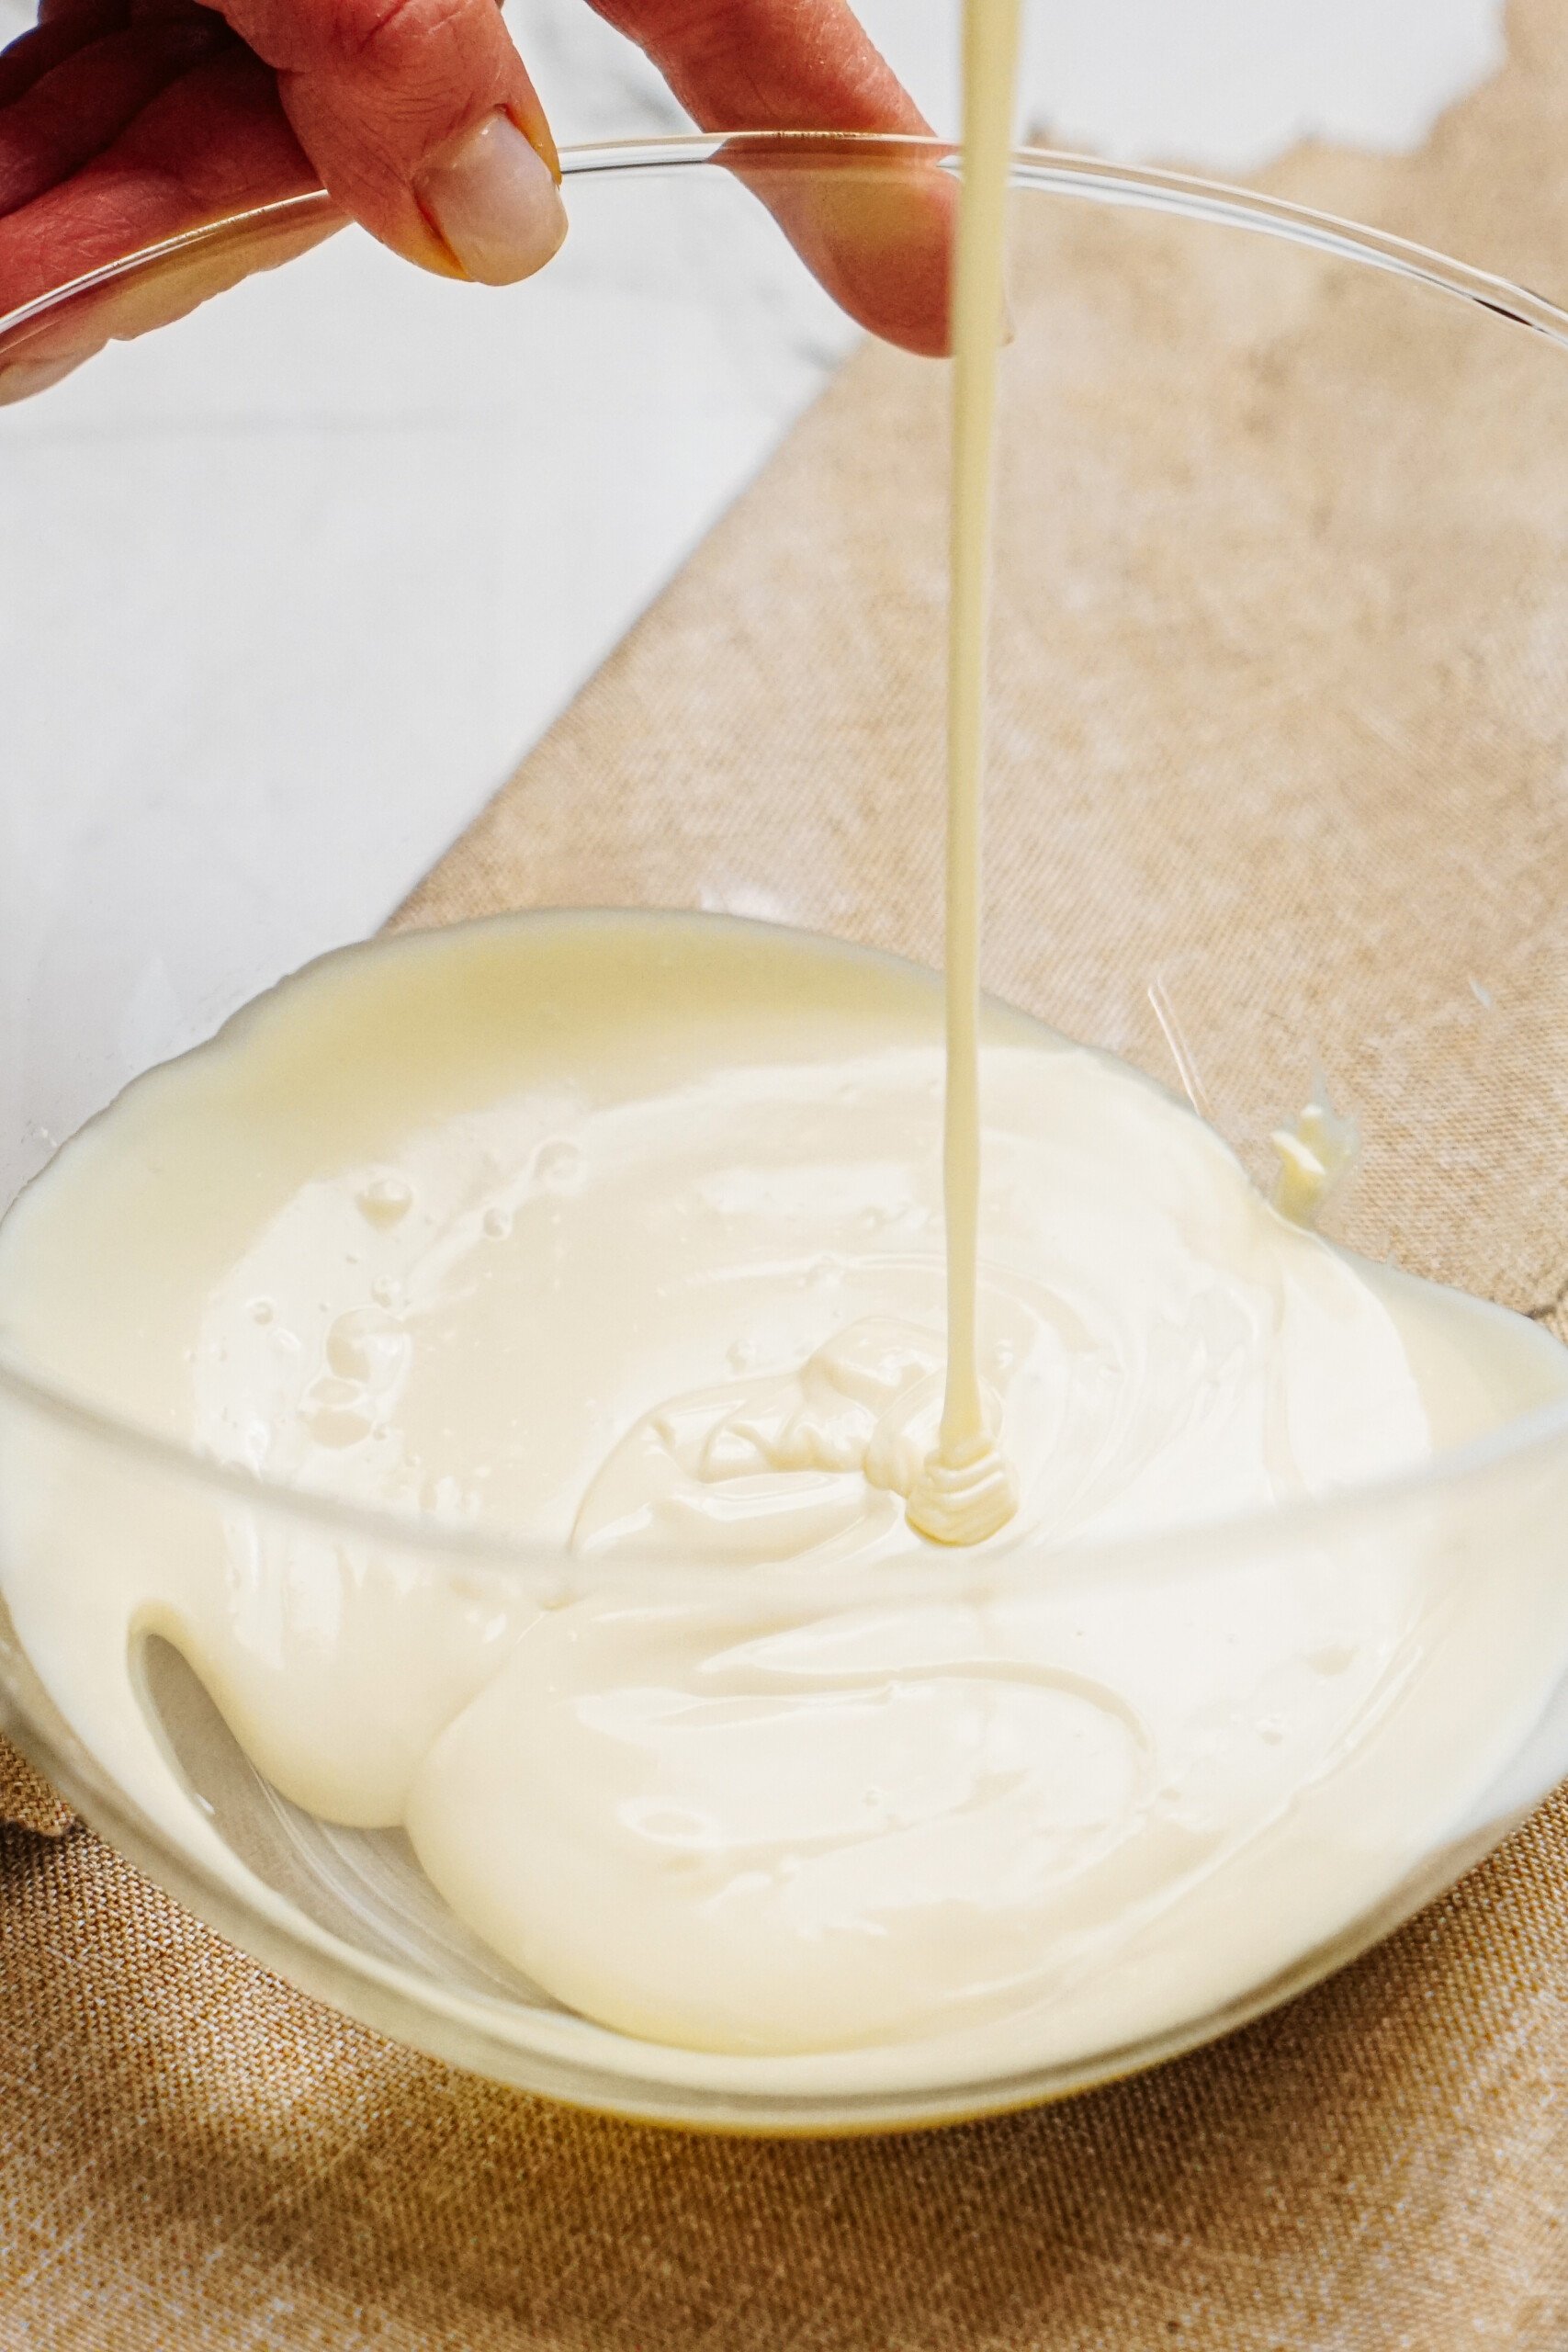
[908, 0, 1022, 1546]
[5, 912, 1568, 2082]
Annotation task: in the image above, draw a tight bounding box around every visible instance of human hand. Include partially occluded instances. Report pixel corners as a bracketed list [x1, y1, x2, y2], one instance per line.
[0, 0, 953, 401]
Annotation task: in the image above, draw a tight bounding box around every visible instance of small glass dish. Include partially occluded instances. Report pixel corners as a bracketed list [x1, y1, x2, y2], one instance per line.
[3, 134, 1568, 2134]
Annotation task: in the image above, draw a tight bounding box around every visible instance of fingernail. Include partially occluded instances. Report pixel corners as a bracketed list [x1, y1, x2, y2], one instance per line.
[415, 112, 567, 287]
[0, 356, 85, 407]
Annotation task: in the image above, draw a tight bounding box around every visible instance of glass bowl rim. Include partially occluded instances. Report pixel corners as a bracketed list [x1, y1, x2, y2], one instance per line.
[3, 130, 1567, 1586]
[5, 130, 1568, 348]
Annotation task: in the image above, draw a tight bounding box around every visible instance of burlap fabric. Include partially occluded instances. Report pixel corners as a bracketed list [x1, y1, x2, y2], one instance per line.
[6, 2, 1568, 2339]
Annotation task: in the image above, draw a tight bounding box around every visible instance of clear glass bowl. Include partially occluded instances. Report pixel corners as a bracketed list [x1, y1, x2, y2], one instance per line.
[4, 134, 1568, 2133]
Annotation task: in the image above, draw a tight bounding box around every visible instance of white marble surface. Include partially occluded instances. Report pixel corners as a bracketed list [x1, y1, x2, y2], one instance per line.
[0, 0, 1508, 1191]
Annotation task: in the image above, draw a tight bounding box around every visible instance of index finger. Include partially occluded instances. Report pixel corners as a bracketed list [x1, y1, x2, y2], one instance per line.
[593, 0, 953, 356]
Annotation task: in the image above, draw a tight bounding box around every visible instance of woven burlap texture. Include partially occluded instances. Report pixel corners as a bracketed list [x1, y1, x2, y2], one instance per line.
[0, 1740, 67, 1839]
[7, 0, 1568, 2338]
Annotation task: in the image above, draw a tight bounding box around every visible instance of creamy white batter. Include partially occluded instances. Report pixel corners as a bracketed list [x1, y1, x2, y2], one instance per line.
[2, 912, 1567, 2073]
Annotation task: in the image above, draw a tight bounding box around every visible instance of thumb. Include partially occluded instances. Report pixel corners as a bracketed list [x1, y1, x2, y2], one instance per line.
[217, 0, 567, 283]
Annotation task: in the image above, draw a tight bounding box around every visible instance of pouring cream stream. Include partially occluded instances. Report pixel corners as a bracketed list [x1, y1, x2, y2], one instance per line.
[908, 0, 1022, 1549]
